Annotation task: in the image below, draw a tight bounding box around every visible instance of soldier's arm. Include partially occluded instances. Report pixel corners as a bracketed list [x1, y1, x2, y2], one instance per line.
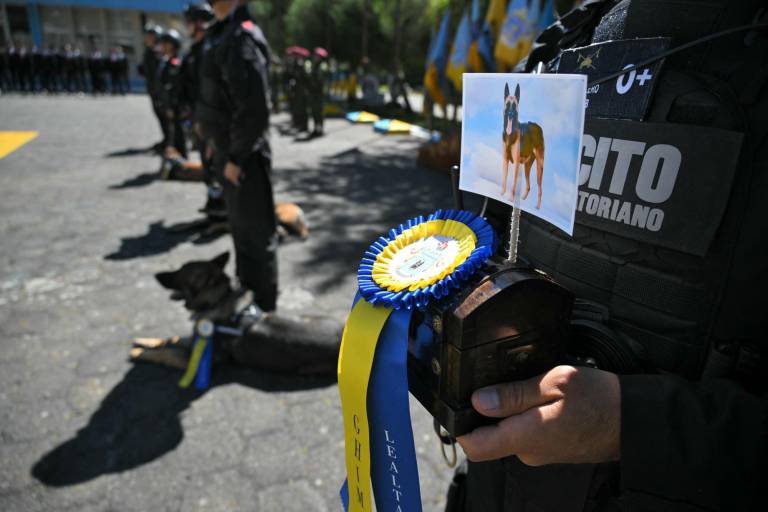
[619, 374, 768, 510]
[222, 28, 269, 167]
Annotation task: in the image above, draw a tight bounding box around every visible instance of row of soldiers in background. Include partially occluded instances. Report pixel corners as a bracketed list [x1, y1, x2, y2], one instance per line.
[139, 1, 278, 314]
[138, 7, 227, 216]
[139, 25, 189, 160]
[280, 47, 329, 137]
[0, 44, 130, 94]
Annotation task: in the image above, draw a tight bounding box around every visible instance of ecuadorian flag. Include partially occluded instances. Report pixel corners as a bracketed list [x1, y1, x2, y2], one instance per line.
[424, 10, 451, 106]
[472, 0, 507, 72]
[466, 0, 484, 73]
[495, 0, 539, 71]
[539, 0, 556, 32]
[446, 8, 472, 91]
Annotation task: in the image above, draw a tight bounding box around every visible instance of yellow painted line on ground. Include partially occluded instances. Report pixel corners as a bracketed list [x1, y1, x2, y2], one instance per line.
[0, 131, 39, 159]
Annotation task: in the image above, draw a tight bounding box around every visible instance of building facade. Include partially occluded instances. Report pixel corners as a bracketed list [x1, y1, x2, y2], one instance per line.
[1, 0, 189, 89]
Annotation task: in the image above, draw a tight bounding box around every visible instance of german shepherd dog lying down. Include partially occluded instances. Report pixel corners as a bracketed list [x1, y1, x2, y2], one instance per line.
[130, 252, 342, 377]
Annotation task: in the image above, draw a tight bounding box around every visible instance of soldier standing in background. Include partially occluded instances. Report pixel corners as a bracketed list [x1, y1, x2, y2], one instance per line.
[180, 2, 225, 217]
[17, 46, 31, 92]
[197, 0, 278, 314]
[48, 45, 62, 92]
[42, 45, 58, 92]
[88, 45, 106, 94]
[269, 55, 282, 114]
[139, 25, 166, 151]
[308, 47, 328, 137]
[293, 56, 309, 134]
[62, 45, 74, 92]
[0, 46, 9, 92]
[284, 53, 298, 129]
[109, 47, 127, 95]
[118, 48, 129, 93]
[74, 46, 88, 93]
[31, 46, 43, 92]
[157, 29, 186, 158]
[8, 45, 20, 91]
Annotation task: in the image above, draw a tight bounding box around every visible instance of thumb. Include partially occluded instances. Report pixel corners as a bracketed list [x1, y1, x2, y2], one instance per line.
[471, 374, 555, 418]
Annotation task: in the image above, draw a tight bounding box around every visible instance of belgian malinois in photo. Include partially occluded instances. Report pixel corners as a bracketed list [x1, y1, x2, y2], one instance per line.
[502, 83, 545, 208]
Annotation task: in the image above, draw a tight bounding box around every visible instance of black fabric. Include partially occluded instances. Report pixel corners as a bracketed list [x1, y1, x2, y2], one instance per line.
[464, 458, 597, 512]
[619, 375, 768, 511]
[180, 39, 205, 116]
[445, 461, 468, 512]
[197, 6, 271, 166]
[141, 46, 159, 94]
[220, 151, 277, 312]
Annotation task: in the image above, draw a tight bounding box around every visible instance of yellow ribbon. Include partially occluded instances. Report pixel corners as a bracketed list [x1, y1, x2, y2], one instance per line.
[178, 337, 209, 388]
[337, 300, 393, 512]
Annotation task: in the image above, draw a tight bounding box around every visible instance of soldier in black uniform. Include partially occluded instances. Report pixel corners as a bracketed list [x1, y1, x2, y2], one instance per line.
[283, 53, 298, 128]
[197, 0, 278, 313]
[269, 55, 282, 114]
[62, 45, 75, 92]
[53, 45, 66, 92]
[180, 2, 225, 217]
[293, 56, 310, 134]
[108, 46, 127, 95]
[157, 29, 186, 158]
[0, 46, 9, 92]
[42, 45, 58, 92]
[74, 47, 89, 93]
[8, 45, 20, 91]
[450, 1, 768, 511]
[139, 25, 166, 150]
[88, 42, 106, 95]
[16, 46, 31, 92]
[308, 47, 328, 137]
[31, 46, 43, 92]
[118, 48, 129, 93]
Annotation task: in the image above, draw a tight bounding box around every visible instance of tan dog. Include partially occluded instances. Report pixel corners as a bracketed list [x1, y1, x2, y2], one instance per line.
[275, 201, 309, 239]
[501, 83, 546, 209]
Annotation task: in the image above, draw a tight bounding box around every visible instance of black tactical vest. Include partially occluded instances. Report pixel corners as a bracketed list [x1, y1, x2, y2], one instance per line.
[196, 10, 270, 146]
[487, 0, 768, 385]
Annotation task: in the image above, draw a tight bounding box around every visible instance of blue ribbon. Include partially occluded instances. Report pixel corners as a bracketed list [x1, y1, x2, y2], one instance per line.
[193, 335, 213, 390]
[368, 307, 421, 511]
[340, 302, 422, 512]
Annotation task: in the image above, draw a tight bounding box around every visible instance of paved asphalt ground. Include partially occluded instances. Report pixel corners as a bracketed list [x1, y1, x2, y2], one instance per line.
[0, 94, 468, 511]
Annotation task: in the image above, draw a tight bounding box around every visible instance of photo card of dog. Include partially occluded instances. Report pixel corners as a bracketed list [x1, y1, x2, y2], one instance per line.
[460, 73, 587, 235]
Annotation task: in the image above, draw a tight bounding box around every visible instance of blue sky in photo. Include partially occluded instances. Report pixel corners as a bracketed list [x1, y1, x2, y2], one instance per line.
[459, 73, 586, 234]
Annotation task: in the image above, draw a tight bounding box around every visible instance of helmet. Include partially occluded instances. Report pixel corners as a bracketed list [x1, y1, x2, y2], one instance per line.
[183, 3, 214, 23]
[143, 24, 162, 36]
[159, 29, 182, 48]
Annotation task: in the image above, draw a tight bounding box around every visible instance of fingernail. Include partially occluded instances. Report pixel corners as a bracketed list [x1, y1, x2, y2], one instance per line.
[475, 388, 500, 410]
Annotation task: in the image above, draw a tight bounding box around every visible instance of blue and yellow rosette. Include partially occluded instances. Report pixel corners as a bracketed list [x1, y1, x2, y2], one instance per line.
[338, 209, 495, 512]
[178, 319, 215, 390]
